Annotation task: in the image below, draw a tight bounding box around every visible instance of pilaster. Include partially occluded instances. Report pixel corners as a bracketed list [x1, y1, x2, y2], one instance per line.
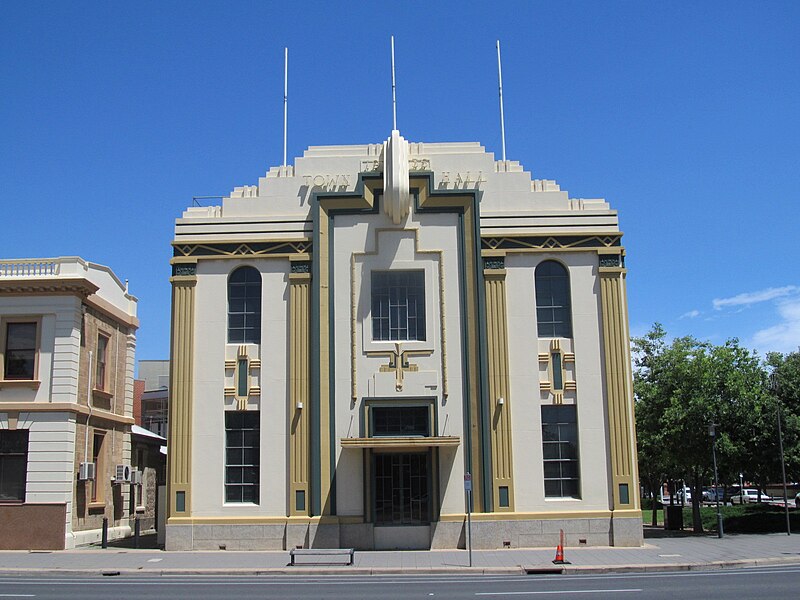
[598, 254, 640, 512]
[483, 257, 515, 511]
[167, 265, 196, 519]
[289, 261, 311, 516]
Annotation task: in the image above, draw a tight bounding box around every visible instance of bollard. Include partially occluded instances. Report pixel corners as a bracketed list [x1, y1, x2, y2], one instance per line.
[134, 517, 140, 549]
[101, 517, 108, 549]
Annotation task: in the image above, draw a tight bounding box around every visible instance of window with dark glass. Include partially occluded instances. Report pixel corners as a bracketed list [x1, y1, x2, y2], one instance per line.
[535, 261, 572, 338]
[372, 405, 430, 437]
[541, 405, 580, 498]
[228, 267, 262, 344]
[96, 334, 109, 390]
[0, 430, 28, 502]
[225, 411, 259, 503]
[4, 322, 37, 380]
[371, 270, 426, 341]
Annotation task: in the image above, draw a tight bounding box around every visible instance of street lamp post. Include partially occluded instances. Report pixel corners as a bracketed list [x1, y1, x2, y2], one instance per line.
[769, 373, 791, 536]
[708, 423, 723, 538]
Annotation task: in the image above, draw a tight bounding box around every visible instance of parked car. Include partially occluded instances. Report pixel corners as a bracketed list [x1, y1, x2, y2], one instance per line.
[730, 488, 770, 504]
[702, 487, 724, 502]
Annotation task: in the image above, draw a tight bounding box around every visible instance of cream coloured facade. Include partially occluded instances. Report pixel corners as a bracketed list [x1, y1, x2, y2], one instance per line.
[0, 257, 138, 549]
[166, 132, 642, 550]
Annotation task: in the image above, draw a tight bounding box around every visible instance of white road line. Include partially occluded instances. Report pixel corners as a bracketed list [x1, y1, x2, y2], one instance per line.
[476, 590, 642, 596]
[0, 595, 36, 597]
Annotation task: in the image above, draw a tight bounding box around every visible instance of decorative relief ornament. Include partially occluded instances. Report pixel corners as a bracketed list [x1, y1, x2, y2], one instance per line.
[383, 129, 410, 224]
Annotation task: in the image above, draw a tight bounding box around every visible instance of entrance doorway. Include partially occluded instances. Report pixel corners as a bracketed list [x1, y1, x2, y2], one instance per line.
[374, 452, 430, 525]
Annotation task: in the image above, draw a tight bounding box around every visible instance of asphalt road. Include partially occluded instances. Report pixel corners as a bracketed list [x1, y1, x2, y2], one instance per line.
[0, 566, 798, 599]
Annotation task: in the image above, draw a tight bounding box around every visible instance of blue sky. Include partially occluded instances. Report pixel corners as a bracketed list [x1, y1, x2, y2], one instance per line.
[2, 1, 799, 364]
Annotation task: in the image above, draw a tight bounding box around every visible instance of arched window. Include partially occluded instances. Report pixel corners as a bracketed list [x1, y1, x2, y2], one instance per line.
[535, 261, 572, 338]
[228, 266, 261, 343]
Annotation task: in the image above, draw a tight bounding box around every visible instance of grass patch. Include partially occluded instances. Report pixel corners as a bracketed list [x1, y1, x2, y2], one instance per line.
[641, 500, 799, 532]
[684, 504, 799, 533]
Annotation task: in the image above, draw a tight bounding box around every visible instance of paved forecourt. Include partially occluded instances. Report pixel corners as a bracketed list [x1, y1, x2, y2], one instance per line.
[0, 533, 799, 575]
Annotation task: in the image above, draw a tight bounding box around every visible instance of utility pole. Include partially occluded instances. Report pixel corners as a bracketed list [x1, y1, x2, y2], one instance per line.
[708, 423, 723, 538]
[770, 372, 791, 535]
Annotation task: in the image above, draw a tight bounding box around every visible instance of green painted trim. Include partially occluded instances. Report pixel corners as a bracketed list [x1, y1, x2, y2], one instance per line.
[413, 177, 490, 510]
[310, 201, 322, 516]
[456, 211, 473, 482]
[309, 172, 381, 517]
[327, 215, 337, 515]
[474, 197, 494, 512]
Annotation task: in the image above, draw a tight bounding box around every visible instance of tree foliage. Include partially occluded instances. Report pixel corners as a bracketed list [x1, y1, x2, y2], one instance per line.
[632, 324, 772, 532]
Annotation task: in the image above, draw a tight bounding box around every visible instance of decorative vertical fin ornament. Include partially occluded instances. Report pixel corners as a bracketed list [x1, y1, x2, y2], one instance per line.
[383, 130, 410, 224]
[235, 345, 249, 411]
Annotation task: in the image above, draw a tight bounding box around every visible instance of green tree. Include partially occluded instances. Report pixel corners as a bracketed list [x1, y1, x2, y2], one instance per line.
[633, 325, 768, 532]
[765, 350, 800, 485]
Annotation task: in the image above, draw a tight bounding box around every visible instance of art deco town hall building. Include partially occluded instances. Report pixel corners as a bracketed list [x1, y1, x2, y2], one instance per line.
[166, 131, 642, 550]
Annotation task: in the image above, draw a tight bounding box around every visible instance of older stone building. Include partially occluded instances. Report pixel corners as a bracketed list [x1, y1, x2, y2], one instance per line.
[0, 257, 138, 549]
[166, 131, 641, 550]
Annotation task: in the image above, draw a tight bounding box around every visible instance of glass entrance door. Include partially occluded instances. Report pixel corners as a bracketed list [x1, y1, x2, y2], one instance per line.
[374, 453, 429, 525]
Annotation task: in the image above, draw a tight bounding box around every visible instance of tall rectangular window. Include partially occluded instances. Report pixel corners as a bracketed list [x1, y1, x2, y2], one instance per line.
[541, 405, 580, 498]
[535, 261, 572, 338]
[371, 270, 426, 341]
[96, 334, 109, 390]
[225, 411, 260, 504]
[4, 322, 37, 380]
[91, 431, 106, 503]
[0, 430, 29, 502]
[228, 267, 262, 344]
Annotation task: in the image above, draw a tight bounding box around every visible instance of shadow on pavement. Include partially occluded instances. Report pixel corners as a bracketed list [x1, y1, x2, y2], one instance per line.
[93, 532, 162, 550]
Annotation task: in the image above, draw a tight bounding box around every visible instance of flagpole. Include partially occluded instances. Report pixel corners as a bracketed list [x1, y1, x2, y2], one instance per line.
[496, 40, 507, 162]
[283, 47, 288, 167]
[391, 35, 397, 130]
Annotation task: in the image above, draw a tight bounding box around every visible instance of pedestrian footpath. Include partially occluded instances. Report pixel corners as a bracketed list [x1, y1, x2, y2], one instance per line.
[0, 532, 798, 576]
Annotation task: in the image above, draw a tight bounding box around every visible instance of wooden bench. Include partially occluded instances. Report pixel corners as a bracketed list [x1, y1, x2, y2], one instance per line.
[289, 547, 354, 566]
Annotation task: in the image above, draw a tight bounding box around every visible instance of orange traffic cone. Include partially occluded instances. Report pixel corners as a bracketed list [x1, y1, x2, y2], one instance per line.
[552, 529, 570, 565]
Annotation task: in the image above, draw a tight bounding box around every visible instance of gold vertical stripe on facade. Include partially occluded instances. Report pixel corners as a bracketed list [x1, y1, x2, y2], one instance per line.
[461, 202, 484, 512]
[168, 276, 196, 518]
[438, 253, 449, 397]
[484, 271, 514, 511]
[350, 254, 357, 402]
[289, 272, 311, 516]
[599, 267, 639, 510]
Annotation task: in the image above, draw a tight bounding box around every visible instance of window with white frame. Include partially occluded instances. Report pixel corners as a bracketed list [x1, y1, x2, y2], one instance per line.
[371, 270, 426, 341]
[541, 405, 580, 498]
[3, 322, 37, 380]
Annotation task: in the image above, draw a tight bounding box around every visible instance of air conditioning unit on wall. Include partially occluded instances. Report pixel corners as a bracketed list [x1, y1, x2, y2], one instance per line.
[78, 462, 96, 481]
[115, 464, 132, 483]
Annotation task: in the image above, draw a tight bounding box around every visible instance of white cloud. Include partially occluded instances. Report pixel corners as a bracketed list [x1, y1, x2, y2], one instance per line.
[751, 298, 800, 354]
[680, 309, 701, 319]
[712, 285, 799, 310]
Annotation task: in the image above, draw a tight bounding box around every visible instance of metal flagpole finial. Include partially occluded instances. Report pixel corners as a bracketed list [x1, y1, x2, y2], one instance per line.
[496, 39, 507, 162]
[283, 47, 288, 168]
[391, 35, 397, 131]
